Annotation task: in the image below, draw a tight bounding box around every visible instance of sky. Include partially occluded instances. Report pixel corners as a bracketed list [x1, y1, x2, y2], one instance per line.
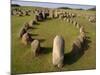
[11, 0, 96, 9]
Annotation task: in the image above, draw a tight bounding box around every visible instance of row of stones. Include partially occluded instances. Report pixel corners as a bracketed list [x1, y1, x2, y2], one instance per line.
[18, 8, 88, 68]
[12, 8, 76, 19]
[12, 7, 95, 23]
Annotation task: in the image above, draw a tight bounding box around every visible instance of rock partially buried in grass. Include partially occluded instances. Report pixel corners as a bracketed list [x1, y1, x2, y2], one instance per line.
[80, 26, 85, 33]
[71, 39, 82, 58]
[37, 11, 44, 21]
[28, 20, 37, 27]
[73, 39, 82, 50]
[17, 11, 23, 16]
[31, 40, 40, 57]
[63, 17, 67, 21]
[80, 32, 86, 40]
[23, 22, 30, 30]
[88, 16, 96, 23]
[76, 23, 80, 29]
[73, 21, 77, 26]
[77, 35, 85, 47]
[66, 19, 70, 22]
[70, 19, 73, 24]
[52, 35, 64, 68]
[21, 32, 30, 45]
[78, 35, 84, 44]
[49, 10, 54, 19]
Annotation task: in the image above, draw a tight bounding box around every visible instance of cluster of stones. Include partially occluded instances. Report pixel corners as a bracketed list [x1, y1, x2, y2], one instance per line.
[88, 15, 96, 23]
[49, 9, 76, 19]
[19, 9, 51, 57]
[19, 21, 41, 56]
[34, 9, 49, 21]
[84, 14, 96, 23]
[11, 8, 34, 16]
[66, 18, 81, 28]
[16, 8, 89, 68]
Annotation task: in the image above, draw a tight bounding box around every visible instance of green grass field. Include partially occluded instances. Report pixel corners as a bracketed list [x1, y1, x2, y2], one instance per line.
[11, 7, 96, 74]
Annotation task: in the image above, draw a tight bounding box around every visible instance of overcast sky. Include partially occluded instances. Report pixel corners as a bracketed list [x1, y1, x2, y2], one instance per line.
[11, 0, 96, 9]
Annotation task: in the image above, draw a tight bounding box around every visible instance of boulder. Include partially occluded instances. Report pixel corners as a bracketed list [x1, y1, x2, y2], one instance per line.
[31, 40, 40, 56]
[80, 26, 85, 33]
[52, 35, 65, 68]
[21, 32, 30, 45]
[19, 27, 27, 38]
[29, 20, 37, 27]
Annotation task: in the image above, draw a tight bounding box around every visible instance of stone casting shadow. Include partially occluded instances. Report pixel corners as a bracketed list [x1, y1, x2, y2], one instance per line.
[27, 33, 38, 42]
[64, 36, 91, 65]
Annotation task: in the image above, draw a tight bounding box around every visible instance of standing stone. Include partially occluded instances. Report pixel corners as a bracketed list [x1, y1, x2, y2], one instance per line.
[63, 17, 67, 21]
[73, 39, 82, 50]
[34, 12, 38, 22]
[70, 19, 73, 24]
[25, 11, 30, 16]
[23, 22, 30, 30]
[80, 26, 85, 33]
[73, 21, 77, 26]
[21, 32, 30, 45]
[55, 11, 59, 18]
[71, 13, 76, 18]
[45, 10, 49, 19]
[80, 32, 86, 40]
[31, 40, 40, 56]
[29, 19, 37, 27]
[71, 39, 82, 58]
[52, 35, 64, 68]
[77, 35, 85, 47]
[19, 27, 27, 38]
[42, 11, 46, 19]
[59, 15, 62, 19]
[76, 23, 80, 29]
[78, 35, 84, 44]
[35, 10, 41, 21]
[38, 11, 44, 21]
[89, 16, 96, 23]
[66, 19, 70, 22]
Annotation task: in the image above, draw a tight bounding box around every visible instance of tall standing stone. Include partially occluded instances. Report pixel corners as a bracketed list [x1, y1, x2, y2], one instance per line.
[31, 40, 40, 56]
[52, 35, 65, 68]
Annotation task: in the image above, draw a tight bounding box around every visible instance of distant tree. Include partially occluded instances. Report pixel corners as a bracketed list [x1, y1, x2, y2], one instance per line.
[11, 4, 21, 7]
[57, 7, 72, 10]
[75, 8, 84, 10]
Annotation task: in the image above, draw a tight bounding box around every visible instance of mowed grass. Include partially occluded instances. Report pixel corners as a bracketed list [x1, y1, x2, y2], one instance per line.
[11, 7, 96, 74]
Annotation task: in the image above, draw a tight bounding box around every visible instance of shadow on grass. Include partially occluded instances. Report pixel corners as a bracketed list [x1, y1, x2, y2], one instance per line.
[27, 27, 38, 31]
[40, 47, 52, 54]
[37, 18, 53, 22]
[29, 33, 38, 37]
[45, 18, 52, 20]
[83, 37, 92, 51]
[27, 33, 39, 43]
[35, 22, 40, 25]
[64, 36, 92, 65]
